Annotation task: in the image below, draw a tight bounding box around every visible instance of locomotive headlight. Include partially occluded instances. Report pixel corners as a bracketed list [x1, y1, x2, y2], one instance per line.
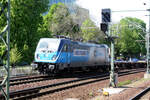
[52, 55, 57, 60]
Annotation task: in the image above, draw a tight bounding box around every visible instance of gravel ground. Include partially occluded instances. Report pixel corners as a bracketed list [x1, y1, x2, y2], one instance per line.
[101, 76, 150, 100]
[32, 72, 146, 100]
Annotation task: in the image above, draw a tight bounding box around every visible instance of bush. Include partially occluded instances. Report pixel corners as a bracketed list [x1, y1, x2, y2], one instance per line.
[10, 46, 22, 67]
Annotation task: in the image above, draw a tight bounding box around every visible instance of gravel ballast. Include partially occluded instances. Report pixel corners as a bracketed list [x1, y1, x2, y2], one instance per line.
[31, 72, 148, 100]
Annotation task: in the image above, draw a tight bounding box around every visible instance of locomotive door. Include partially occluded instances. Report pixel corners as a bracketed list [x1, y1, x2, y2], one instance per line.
[89, 47, 96, 65]
[62, 43, 70, 68]
[94, 48, 97, 65]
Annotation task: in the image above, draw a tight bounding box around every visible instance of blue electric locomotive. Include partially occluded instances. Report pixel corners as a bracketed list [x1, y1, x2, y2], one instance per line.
[32, 38, 110, 74]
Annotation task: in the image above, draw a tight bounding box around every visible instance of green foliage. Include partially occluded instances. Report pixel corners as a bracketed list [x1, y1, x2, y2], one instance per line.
[0, 0, 50, 63]
[118, 80, 132, 87]
[0, 43, 6, 57]
[113, 17, 146, 57]
[44, 3, 80, 38]
[0, 0, 7, 32]
[10, 46, 22, 67]
[89, 91, 94, 97]
[10, 0, 49, 47]
[81, 18, 105, 43]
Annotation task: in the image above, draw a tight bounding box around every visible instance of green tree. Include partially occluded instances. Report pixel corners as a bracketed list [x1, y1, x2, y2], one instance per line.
[81, 18, 105, 42]
[11, 0, 49, 62]
[44, 3, 80, 38]
[114, 17, 146, 58]
[0, 0, 7, 32]
[0, 0, 49, 63]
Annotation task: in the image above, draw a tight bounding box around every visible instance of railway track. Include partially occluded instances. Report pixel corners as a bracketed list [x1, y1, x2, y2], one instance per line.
[0, 74, 50, 86]
[0, 68, 143, 86]
[130, 86, 150, 100]
[0, 68, 145, 100]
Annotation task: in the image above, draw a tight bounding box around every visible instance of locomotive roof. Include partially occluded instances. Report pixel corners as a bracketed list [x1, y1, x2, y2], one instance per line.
[70, 39, 108, 48]
[40, 38, 108, 48]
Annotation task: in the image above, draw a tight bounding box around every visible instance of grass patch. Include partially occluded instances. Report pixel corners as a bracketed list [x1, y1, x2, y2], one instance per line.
[89, 91, 94, 97]
[118, 80, 132, 87]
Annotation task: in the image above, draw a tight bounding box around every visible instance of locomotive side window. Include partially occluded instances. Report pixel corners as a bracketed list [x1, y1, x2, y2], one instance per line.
[73, 49, 88, 56]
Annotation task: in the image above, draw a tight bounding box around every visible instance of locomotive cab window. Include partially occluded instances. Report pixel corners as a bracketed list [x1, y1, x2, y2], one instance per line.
[63, 44, 68, 52]
[38, 42, 48, 49]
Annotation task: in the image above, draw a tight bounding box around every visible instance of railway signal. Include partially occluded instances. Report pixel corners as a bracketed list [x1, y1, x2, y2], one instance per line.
[102, 8, 111, 23]
[100, 23, 108, 33]
[101, 8, 117, 87]
[101, 9, 111, 33]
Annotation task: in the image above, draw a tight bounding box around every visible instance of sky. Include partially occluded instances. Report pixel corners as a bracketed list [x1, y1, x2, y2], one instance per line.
[76, 0, 150, 27]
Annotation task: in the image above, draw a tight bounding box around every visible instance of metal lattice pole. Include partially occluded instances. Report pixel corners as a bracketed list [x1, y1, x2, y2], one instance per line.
[109, 25, 116, 87]
[146, 9, 150, 74]
[110, 39, 116, 87]
[0, 0, 10, 100]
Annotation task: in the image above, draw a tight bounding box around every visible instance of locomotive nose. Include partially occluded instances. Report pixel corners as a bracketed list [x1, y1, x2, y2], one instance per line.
[35, 51, 58, 62]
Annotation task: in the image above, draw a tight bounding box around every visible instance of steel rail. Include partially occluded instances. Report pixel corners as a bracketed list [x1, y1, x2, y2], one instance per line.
[10, 77, 53, 86]
[0, 75, 50, 87]
[0, 75, 48, 82]
[130, 86, 150, 100]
